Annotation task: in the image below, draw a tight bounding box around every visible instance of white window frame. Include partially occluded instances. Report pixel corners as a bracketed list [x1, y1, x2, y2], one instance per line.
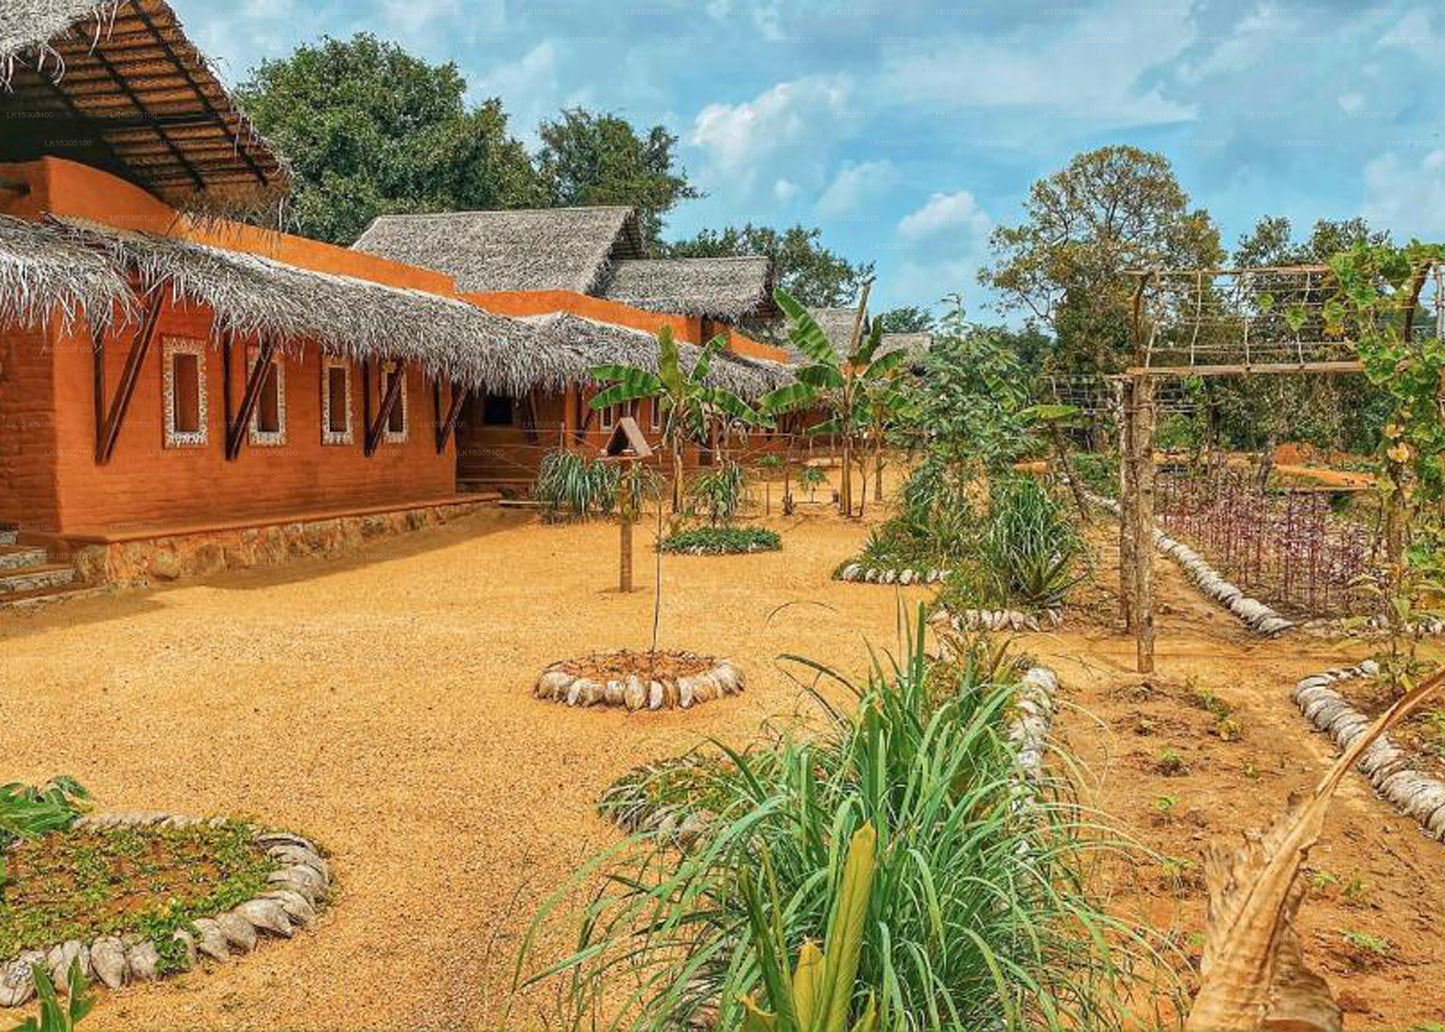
[381, 360, 408, 444]
[321, 355, 353, 446]
[162, 337, 208, 449]
[649, 398, 661, 432]
[599, 400, 615, 430]
[247, 346, 287, 447]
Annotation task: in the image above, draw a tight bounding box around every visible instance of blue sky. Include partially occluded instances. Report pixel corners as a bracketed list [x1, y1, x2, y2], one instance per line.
[185, 0, 1445, 317]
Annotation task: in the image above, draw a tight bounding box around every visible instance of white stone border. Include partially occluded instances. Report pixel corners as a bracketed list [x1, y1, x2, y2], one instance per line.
[0, 813, 330, 1009]
[835, 563, 950, 586]
[933, 607, 1063, 634]
[534, 654, 744, 711]
[1292, 662, 1445, 842]
[1082, 490, 1294, 638]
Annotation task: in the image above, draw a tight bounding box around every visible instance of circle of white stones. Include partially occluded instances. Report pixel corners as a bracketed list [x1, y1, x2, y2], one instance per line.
[534, 654, 745, 711]
[0, 813, 330, 1009]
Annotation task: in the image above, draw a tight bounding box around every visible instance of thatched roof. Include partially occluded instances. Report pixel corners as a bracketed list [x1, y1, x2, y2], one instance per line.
[353, 207, 645, 294]
[517, 313, 792, 402]
[878, 331, 933, 365]
[0, 0, 288, 219]
[595, 256, 777, 321]
[0, 213, 133, 333]
[0, 215, 545, 390]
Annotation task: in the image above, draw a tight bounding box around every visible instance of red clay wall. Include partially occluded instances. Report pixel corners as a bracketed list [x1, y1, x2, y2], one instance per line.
[47, 299, 457, 538]
[0, 321, 62, 534]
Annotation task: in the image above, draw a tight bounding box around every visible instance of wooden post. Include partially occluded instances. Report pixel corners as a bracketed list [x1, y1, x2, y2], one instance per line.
[619, 505, 634, 593]
[1133, 374, 1157, 674]
[1118, 378, 1136, 631]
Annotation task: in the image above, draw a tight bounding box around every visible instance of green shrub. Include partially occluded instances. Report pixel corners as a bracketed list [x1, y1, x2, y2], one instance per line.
[659, 525, 781, 555]
[520, 608, 1164, 1030]
[1072, 452, 1119, 500]
[532, 450, 619, 522]
[691, 460, 748, 526]
[798, 465, 828, 501]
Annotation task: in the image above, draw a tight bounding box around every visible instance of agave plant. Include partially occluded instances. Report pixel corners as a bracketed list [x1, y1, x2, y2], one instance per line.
[978, 477, 1083, 610]
[531, 450, 619, 522]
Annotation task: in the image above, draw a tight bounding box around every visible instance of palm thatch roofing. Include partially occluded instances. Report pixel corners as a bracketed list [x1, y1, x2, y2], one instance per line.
[353, 207, 646, 294]
[0, 213, 133, 333]
[594, 256, 778, 321]
[0, 0, 288, 219]
[878, 331, 934, 365]
[0, 214, 546, 390]
[517, 313, 792, 402]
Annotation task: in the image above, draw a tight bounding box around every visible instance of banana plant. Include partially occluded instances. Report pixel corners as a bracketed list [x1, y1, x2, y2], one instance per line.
[738, 823, 878, 1032]
[761, 286, 905, 517]
[591, 325, 759, 513]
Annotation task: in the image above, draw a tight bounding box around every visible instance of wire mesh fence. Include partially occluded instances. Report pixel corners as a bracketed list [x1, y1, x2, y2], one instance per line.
[1156, 465, 1377, 617]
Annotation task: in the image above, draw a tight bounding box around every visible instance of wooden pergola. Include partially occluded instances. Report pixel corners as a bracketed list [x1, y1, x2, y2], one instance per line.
[1116, 261, 1445, 672]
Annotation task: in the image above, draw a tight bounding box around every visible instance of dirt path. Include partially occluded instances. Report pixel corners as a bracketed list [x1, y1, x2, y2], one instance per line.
[2, 495, 1442, 1030]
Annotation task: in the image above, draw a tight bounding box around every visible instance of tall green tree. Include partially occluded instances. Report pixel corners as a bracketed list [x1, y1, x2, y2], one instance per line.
[874, 306, 935, 334]
[238, 34, 548, 244]
[667, 224, 874, 308]
[538, 109, 698, 249]
[981, 146, 1222, 373]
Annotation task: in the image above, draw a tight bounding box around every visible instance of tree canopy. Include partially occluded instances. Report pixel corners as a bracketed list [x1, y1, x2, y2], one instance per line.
[239, 35, 696, 249]
[981, 145, 1222, 373]
[537, 109, 697, 249]
[666, 224, 874, 308]
[875, 306, 936, 333]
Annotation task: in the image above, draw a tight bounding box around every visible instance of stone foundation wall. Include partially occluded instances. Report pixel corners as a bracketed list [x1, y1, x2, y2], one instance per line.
[70, 500, 492, 586]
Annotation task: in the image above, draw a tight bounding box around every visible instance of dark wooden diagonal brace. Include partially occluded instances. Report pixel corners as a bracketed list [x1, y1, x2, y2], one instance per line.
[96, 288, 164, 465]
[226, 337, 278, 460]
[365, 360, 405, 456]
[435, 382, 467, 454]
[520, 389, 540, 444]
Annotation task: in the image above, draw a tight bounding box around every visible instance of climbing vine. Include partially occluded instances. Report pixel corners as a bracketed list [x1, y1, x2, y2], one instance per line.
[1329, 242, 1445, 690]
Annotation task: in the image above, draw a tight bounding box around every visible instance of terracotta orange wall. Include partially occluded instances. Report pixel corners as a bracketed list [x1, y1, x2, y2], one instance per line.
[0, 321, 62, 534]
[47, 300, 458, 537]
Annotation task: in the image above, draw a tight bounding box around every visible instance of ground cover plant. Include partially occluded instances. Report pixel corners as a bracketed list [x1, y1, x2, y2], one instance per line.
[519, 610, 1167, 1030]
[658, 525, 781, 555]
[0, 820, 278, 974]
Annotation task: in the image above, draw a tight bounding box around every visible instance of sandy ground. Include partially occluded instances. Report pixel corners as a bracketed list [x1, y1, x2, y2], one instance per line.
[2, 475, 1443, 1031]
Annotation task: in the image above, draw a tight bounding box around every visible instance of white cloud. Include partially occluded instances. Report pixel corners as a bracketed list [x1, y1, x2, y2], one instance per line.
[773, 178, 799, 203]
[1178, 4, 1295, 84]
[472, 40, 594, 145]
[897, 190, 990, 244]
[1338, 92, 1364, 113]
[688, 75, 855, 189]
[1362, 148, 1445, 237]
[816, 160, 898, 218]
[1379, 8, 1443, 59]
[877, 0, 1196, 127]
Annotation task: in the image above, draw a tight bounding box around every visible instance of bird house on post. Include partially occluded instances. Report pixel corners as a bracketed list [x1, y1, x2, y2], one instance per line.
[600, 417, 653, 593]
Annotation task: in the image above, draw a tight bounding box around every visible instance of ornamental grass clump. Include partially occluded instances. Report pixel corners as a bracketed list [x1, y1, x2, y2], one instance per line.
[519, 608, 1167, 1031]
[532, 450, 619, 522]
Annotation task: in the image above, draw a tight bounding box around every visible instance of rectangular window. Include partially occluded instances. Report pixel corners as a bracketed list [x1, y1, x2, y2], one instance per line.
[600, 401, 615, 430]
[649, 399, 661, 432]
[482, 394, 514, 426]
[163, 338, 207, 448]
[248, 347, 286, 447]
[321, 358, 352, 445]
[381, 361, 407, 443]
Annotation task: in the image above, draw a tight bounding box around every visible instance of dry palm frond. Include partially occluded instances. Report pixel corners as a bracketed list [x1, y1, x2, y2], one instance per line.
[1186, 668, 1445, 1031]
[0, 215, 133, 333]
[596, 256, 777, 320]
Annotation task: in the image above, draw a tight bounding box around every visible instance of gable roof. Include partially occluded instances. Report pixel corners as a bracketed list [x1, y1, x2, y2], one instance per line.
[878, 331, 934, 365]
[352, 207, 646, 294]
[595, 256, 777, 321]
[0, 0, 288, 219]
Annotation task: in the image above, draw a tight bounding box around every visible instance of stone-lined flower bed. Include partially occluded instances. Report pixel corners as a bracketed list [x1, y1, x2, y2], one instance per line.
[0, 813, 329, 1008]
[658, 526, 781, 555]
[599, 664, 1059, 843]
[933, 607, 1063, 633]
[834, 563, 950, 585]
[1292, 662, 1445, 841]
[534, 651, 744, 711]
[1082, 490, 1294, 637]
